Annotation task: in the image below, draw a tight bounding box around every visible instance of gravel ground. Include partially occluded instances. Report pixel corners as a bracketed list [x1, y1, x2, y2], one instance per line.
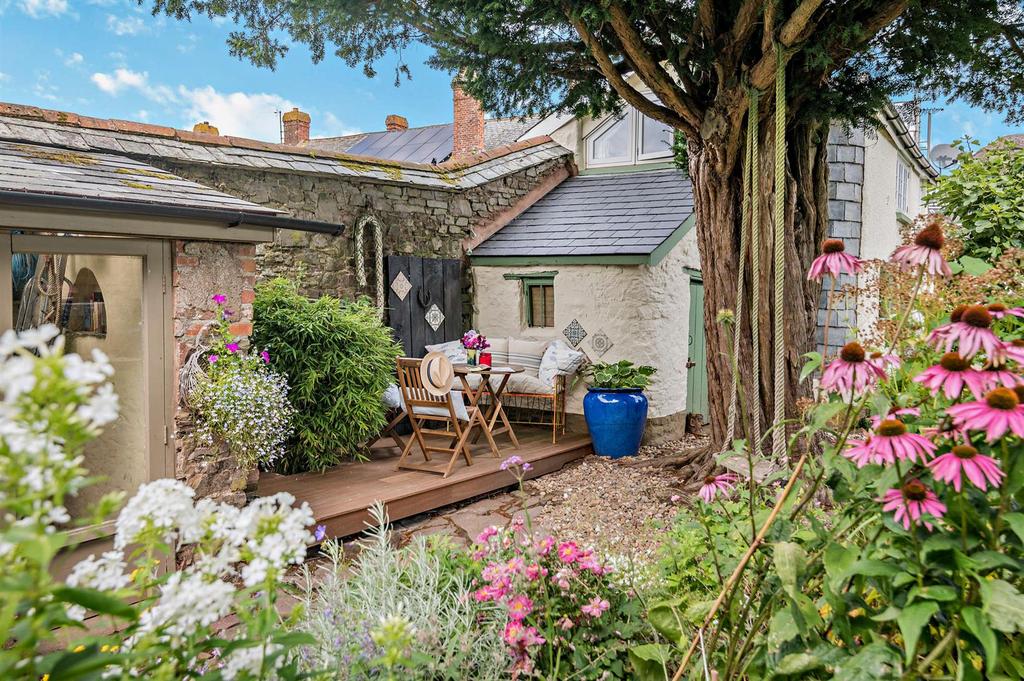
[520, 434, 710, 561]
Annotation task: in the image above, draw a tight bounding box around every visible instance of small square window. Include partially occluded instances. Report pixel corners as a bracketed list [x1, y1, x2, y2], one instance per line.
[524, 278, 555, 327]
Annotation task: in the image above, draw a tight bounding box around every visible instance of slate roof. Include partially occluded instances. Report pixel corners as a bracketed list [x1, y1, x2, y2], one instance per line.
[308, 117, 540, 165]
[471, 169, 694, 257]
[0, 140, 282, 215]
[0, 104, 567, 192]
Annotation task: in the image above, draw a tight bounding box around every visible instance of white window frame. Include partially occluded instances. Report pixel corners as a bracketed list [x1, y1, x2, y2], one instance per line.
[585, 99, 674, 169]
[895, 157, 911, 213]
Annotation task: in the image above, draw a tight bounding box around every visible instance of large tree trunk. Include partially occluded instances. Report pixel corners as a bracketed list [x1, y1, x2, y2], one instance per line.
[689, 118, 829, 452]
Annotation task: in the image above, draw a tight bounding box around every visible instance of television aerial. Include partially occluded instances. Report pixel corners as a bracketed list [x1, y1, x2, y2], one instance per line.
[929, 143, 959, 169]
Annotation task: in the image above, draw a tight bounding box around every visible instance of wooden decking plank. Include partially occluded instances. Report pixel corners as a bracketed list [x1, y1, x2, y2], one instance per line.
[255, 428, 591, 539]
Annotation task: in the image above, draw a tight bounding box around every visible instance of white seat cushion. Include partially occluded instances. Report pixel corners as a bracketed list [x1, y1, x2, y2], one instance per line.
[508, 338, 549, 378]
[538, 339, 587, 387]
[409, 392, 470, 421]
[486, 337, 510, 365]
[500, 373, 557, 396]
[382, 383, 403, 410]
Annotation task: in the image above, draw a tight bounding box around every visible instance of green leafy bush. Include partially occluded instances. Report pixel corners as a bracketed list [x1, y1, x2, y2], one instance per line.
[583, 360, 657, 390]
[252, 278, 401, 473]
[927, 138, 1024, 261]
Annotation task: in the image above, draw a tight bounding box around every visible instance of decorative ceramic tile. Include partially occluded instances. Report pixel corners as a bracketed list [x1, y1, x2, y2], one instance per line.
[562, 319, 587, 347]
[390, 271, 412, 301]
[590, 330, 613, 357]
[425, 303, 445, 331]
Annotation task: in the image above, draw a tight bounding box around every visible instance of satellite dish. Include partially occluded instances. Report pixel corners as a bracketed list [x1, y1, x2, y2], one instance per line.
[929, 143, 959, 168]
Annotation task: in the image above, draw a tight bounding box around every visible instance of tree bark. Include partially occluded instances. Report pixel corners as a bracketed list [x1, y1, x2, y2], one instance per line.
[689, 117, 829, 452]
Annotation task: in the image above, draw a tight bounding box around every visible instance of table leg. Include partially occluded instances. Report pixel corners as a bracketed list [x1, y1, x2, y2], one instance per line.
[484, 374, 520, 450]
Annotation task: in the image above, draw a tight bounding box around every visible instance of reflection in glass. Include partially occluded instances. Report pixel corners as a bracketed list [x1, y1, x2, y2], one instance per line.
[591, 113, 631, 161]
[13, 253, 146, 518]
[641, 115, 674, 157]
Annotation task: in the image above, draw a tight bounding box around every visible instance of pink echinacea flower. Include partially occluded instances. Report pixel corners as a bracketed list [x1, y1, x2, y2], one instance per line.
[913, 352, 988, 400]
[947, 387, 1024, 442]
[928, 444, 1004, 492]
[821, 342, 886, 399]
[699, 473, 738, 503]
[881, 479, 946, 531]
[890, 221, 952, 277]
[807, 239, 863, 281]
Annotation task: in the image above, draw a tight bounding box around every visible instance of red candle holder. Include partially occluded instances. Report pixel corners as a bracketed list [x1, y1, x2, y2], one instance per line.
[480, 352, 493, 366]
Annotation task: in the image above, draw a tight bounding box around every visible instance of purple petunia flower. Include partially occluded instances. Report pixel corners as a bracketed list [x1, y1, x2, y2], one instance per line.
[314, 524, 327, 541]
[207, 354, 219, 364]
[261, 350, 271, 364]
[211, 294, 227, 305]
[225, 343, 240, 353]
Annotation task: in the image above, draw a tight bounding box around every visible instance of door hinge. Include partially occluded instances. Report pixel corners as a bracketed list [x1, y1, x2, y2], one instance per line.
[163, 425, 168, 445]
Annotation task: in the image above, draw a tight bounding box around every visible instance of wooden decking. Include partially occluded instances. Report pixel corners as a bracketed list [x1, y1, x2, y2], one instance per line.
[256, 427, 592, 539]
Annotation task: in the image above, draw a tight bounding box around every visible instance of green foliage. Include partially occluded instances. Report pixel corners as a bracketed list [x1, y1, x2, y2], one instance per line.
[252, 278, 401, 473]
[583, 360, 657, 391]
[927, 139, 1024, 261]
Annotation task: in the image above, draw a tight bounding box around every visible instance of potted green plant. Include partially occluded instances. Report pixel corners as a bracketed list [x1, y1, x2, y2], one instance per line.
[581, 360, 656, 458]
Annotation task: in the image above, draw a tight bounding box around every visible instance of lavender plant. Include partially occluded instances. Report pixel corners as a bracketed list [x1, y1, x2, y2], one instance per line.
[191, 293, 294, 469]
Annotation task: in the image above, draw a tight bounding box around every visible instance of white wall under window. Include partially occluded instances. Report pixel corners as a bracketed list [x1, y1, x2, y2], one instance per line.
[586, 104, 674, 168]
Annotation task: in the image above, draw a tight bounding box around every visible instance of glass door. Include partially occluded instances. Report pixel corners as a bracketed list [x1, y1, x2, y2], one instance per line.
[1, 233, 172, 528]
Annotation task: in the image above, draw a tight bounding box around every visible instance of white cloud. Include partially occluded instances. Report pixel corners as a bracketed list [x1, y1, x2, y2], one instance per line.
[178, 85, 298, 141]
[316, 112, 361, 139]
[106, 13, 147, 35]
[33, 71, 59, 102]
[64, 51, 84, 66]
[19, 0, 68, 18]
[0, 72, 10, 83]
[177, 33, 198, 53]
[134, 109, 150, 121]
[90, 68, 175, 103]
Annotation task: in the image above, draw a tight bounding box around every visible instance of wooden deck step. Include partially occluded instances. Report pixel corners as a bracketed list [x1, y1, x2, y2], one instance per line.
[256, 427, 592, 540]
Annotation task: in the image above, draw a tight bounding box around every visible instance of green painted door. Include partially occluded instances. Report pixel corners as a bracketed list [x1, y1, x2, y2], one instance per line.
[686, 276, 709, 420]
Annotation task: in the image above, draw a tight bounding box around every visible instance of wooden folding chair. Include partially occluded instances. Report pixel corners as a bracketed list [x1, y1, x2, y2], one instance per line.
[394, 357, 499, 478]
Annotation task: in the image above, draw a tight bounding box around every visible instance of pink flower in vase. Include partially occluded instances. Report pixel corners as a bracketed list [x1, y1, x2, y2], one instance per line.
[807, 239, 863, 281]
[881, 479, 947, 530]
[928, 444, 1005, 492]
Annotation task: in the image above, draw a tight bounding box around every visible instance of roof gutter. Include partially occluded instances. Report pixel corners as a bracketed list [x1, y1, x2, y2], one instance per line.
[0, 190, 344, 235]
[882, 104, 940, 179]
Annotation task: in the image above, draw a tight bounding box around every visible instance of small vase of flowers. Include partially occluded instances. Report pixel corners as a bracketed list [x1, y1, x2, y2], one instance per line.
[461, 329, 490, 366]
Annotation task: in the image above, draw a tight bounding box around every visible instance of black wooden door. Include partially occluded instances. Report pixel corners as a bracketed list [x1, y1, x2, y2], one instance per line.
[386, 255, 462, 357]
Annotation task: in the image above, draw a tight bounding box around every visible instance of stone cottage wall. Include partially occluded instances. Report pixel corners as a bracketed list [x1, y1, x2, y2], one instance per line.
[820, 125, 866, 356]
[172, 240, 258, 507]
[156, 156, 572, 306]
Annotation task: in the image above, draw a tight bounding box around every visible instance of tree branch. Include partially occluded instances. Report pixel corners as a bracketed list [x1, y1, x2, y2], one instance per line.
[565, 8, 696, 136]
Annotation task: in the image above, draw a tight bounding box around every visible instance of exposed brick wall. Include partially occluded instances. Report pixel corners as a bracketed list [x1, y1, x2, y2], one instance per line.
[819, 125, 865, 355]
[452, 84, 486, 159]
[172, 240, 258, 507]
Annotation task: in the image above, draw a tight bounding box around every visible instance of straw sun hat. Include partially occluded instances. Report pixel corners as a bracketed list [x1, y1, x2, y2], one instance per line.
[420, 351, 456, 396]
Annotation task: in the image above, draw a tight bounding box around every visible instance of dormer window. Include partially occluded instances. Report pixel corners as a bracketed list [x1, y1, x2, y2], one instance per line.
[586, 101, 675, 168]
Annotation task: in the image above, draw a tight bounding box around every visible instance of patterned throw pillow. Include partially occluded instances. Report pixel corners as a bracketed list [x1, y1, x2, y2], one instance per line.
[424, 340, 468, 364]
[538, 339, 587, 386]
[508, 338, 549, 378]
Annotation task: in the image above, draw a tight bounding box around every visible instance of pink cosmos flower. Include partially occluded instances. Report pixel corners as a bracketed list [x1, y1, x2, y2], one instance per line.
[260, 349, 271, 364]
[699, 472, 738, 503]
[913, 352, 988, 400]
[581, 597, 610, 618]
[882, 479, 947, 531]
[476, 526, 499, 544]
[984, 303, 1024, 320]
[807, 239, 863, 281]
[557, 541, 580, 563]
[929, 305, 1002, 359]
[211, 293, 227, 305]
[535, 536, 555, 555]
[865, 418, 937, 465]
[890, 221, 952, 277]
[225, 342, 240, 353]
[207, 354, 219, 364]
[947, 387, 1024, 442]
[821, 342, 886, 399]
[928, 444, 1005, 492]
[506, 594, 533, 621]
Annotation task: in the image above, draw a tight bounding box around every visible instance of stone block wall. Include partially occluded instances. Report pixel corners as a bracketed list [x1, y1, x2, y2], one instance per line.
[820, 125, 866, 356]
[172, 240, 259, 507]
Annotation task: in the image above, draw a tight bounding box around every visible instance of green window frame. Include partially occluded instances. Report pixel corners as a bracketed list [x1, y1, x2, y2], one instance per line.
[523, 276, 555, 328]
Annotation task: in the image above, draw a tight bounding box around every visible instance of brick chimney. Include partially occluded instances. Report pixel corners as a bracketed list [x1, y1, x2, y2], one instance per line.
[385, 114, 409, 132]
[282, 108, 310, 145]
[452, 82, 485, 159]
[192, 121, 219, 136]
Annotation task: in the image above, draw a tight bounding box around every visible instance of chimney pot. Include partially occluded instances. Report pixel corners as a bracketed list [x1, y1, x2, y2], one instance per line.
[385, 114, 409, 132]
[452, 82, 486, 159]
[282, 107, 310, 145]
[193, 121, 219, 136]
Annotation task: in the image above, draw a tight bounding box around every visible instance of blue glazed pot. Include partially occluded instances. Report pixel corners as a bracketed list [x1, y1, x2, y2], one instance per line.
[583, 387, 649, 458]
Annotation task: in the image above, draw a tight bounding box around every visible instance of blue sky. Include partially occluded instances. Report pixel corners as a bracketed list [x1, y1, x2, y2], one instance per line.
[0, 0, 1020, 148]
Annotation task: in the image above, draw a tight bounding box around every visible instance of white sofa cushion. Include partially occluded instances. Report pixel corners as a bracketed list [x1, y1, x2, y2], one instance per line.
[487, 336, 510, 365]
[411, 394, 470, 421]
[501, 373, 558, 396]
[538, 339, 587, 386]
[508, 338, 548, 377]
[425, 339, 467, 364]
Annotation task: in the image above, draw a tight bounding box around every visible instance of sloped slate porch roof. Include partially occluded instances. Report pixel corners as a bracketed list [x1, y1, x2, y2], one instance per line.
[470, 168, 694, 263]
